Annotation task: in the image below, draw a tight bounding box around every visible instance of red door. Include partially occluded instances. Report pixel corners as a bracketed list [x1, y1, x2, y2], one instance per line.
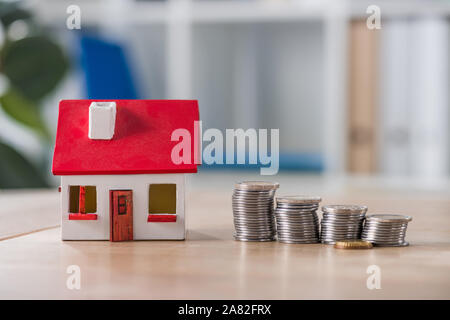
[110, 190, 133, 242]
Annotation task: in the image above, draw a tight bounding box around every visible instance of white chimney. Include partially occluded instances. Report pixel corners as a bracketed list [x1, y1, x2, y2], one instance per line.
[88, 102, 116, 140]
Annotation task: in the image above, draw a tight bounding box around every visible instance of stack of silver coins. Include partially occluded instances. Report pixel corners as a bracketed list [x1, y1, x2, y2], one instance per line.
[232, 181, 279, 242]
[320, 205, 368, 244]
[362, 214, 412, 246]
[275, 196, 321, 244]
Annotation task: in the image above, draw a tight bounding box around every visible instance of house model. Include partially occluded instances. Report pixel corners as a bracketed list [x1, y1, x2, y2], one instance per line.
[52, 100, 199, 241]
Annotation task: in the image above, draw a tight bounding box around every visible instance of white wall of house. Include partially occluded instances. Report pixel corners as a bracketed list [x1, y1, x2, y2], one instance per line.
[60, 174, 186, 240]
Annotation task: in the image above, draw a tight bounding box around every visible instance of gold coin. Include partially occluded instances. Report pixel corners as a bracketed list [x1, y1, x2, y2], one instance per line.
[334, 240, 373, 249]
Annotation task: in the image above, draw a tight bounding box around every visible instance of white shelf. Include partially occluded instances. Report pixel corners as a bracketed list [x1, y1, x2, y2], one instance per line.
[32, 0, 328, 25]
[349, 0, 450, 18]
[29, 0, 450, 176]
[31, 0, 169, 25]
[32, 0, 450, 26]
[192, 1, 327, 23]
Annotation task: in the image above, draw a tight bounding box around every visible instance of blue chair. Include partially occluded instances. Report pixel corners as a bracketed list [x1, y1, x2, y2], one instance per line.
[79, 34, 139, 99]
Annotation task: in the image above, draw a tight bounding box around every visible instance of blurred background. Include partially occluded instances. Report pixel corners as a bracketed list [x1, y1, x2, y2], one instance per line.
[0, 0, 449, 190]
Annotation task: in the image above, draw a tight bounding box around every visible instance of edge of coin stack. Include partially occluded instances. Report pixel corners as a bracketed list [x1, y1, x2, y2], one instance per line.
[232, 181, 279, 242]
[320, 205, 368, 244]
[361, 214, 412, 247]
[275, 195, 321, 244]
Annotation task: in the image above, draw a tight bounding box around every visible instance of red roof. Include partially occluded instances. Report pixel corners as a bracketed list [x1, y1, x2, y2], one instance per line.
[52, 100, 199, 175]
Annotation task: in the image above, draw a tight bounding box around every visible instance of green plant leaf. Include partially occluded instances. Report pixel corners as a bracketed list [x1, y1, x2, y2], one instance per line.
[0, 3, 33, 27]
[0, 140, 48, 188]
[0, 88, 49, 138]
[0, 36, 69, 101]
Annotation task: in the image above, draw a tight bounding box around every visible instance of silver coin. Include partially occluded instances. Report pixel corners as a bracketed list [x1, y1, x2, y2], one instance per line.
[322, 222, 363, 226]
[274, 198, 320, 244]
[233, 216, 274, 220]
[362, 237, 406, 242]
[278, 236, 319, 241]
[234, 223, 274, 227]
[234, 230, 275, 234]
[365, 214, 412, 223]
[233, 210, 274, 214]
[363, 231, 407, 236]
[276, 205, 319, 210]
[234, 220, 274, 224]
[234, 215, 274, 219]
[321, 234, 361, 239]
[232, 204, 274, 208]
[277, 233, 318, 237]
[234, 219, 274, 223]
[233, 210, 274, 215]
[322, 205, 368, 214]
[319, 204, 366, 243]
[277, 224, 317, 229]
[372, 242, 409, 247]
[277, 235, 319, 239]
[277, 234, 318, 238]
[279, 232, 319, 236]
[322, 215, 365, 220]
[232, 199, 274, 203]
[362, 236, 406, 241]
[278, 237, 319, 241]
[234, 181, 280, 191]
[234, 224, 274, 229]
[321, 231, 361, 235]
[280, 216, 317, 220]
[276, 206, 319, 211]
[364, 226, 408, 231]
[277, 229, 318, 234]
[278, 240, 319, 244]
[277, 221, 317, 225]
[278, 236, 319, 239]
[321, 235, 361, 239]
[277, 227, 318, 232]
[363, 223, 408, 229]
[321, 230, 362, 235]
[322, 214, 365, 219]
[232, 197, 274, 200]
[276, 218, 317, 224]
[235, 232, 275, 237]
[233, 214, 274, 218]
[232, 184, 279, 241]
[362, 234, 407, 239]
[277, 219, 316, 222]
[234, 237, 276, 242]
[235, 225, 274, 230]
[322, 226, 362, 230]
[361, 213, 412, 245]
[321, 219, 364, 223]
[276, 195, 322, 205]
[363, 223, 408, 228]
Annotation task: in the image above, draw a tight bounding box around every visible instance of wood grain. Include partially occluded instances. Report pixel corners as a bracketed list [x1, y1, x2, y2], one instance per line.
[0, 174, 449, 299]
[110, 190, 133, 242]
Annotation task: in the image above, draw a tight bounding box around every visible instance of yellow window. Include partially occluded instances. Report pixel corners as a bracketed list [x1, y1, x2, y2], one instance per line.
[148, 184, 176, 214]
[69, 186, 97, 213]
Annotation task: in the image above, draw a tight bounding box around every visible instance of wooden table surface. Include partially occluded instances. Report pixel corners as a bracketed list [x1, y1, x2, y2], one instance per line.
[0, 173, 449, 299]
